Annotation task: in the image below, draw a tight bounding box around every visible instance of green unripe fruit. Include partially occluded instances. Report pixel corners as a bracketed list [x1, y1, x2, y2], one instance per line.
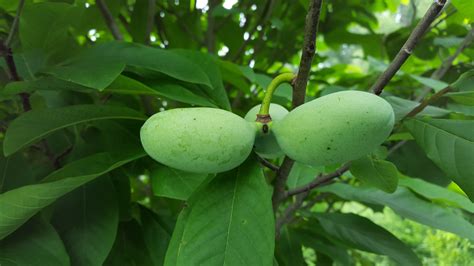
[244, 103, 289, 158]
[273, 91, 395, 166]
[140, 108, 256, 173]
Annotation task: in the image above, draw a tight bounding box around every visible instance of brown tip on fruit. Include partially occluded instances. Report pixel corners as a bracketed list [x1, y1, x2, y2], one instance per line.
[256, 114, 272, 123]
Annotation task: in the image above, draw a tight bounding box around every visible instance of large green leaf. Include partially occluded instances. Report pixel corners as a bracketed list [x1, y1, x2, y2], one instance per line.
[444, 91, 474, 106]
[286, 162, 322, 189]
[140, 206, 172, 266]
[404, 118, 474, 201]
[409, 74, 448, 92]
[151, 165, 210, 200]
[0, 150, 146, 240]
[315, 213, 420, 265]
[0, 217, 70, 266]
[164, 159, 275, 266]
[319, 183, 474, 240]
[3, 104, 146, 156]
[45, 47, 125, 90]
[146, 81, 219, 107]
[51, 176, 119, 266]
[399, 178, 474, 213]
[351, 156, 399, 193]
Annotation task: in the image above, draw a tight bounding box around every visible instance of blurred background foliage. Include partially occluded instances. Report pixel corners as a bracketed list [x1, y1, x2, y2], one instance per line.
[0, 0, 473, 265]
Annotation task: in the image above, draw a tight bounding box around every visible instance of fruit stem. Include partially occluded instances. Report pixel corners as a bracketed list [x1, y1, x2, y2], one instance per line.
[258, 73, 296, 118]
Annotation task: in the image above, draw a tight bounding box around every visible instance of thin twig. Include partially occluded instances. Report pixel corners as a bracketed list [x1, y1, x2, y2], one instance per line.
[96, 0, 124, 41]
[406, 86, 452, 118]
[271, 0, 324, 213]
[256, 154, 279, 172]
[415, 27, 474, 100]
[144, 0, 156, 45]
[285, 164, 350, 198]
[205, 0, 218, 53]
[4, 0, 26, 47]
[229, 0, 276, 61]
[371, 0, 447, 95]
[275, 192, 309, 236]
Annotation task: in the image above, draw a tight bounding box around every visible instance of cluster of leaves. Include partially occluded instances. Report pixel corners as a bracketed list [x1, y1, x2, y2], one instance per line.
[0, 0, 473, 265]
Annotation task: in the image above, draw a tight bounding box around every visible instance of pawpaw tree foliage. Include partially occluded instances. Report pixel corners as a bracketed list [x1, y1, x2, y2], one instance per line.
[0, 0, 473, 265]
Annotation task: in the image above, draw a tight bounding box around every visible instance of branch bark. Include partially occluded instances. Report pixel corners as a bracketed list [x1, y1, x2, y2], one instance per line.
[371, 0, 447, 95]
[285, 164, 350, 198]
[96, 0, 124, 41]
[205, 0, 219, 53]
[271, 0, 323, 213]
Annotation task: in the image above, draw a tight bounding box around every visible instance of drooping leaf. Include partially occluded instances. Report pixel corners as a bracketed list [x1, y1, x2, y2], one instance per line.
[104, 219, 155, 266]
[151, 165, 210, 201]
[140, 206, 172, 266]
[315, 213, 420, 265]
[451, 70, 474, 92]
[3, 104, 146, 156]
[275, 227, 305, 266]
[0, 150, 146, 240]
[319, 183, 474, 241]
[444, 91, 474, 106]
[351, 155, 399, 193]
[399, 177, 474, 213]
[129, 0, 152, 44]
[409, 74, 448, 92]
[164, 158, 275, 266]
[51, 176, 119, 266]
[404, 118, 474, 201]
[0, 216, 70, 266]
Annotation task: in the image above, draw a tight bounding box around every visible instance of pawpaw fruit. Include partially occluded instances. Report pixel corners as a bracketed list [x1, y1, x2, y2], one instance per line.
[273, 91, 395, 166]
[244, 103, 288, 158]
[140, 108, 256, 173]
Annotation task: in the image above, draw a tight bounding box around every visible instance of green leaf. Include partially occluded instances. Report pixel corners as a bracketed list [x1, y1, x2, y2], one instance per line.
[104, 219, 155, 266]
[172, 50, 231, 110]
[409, 74, 449, 92]
[451, 70, 474, 92]
[385, 96, 450, 121]
[351, 156, 399, 193]
[275, 227, 305, 266]
[404, 118, 474, 201]
[164, 158, 275, 266]
[319, 183, 474, 241]
[45, 47, 126, 90]
[444, 91, 474, 106]
[88, 42, 213, 89]
[0, 150, 146, 240]
[286, 162, 322, 189]
[399, 178, 474, 213]
[140, 206, 172, 266]
[0, 216, 70, 266]
[293, 228, 352, 266]
[151, 165, 210, 200]
[315, 213, 420, 266]
[3, 104, 146, 156]
[51, 176, 119, 266]
[147, 81, 219, 107]
[129, 0, 151, 44]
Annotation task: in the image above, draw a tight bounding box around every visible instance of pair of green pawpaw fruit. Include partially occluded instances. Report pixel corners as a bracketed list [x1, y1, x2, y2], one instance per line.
[140, 91, 395, 174]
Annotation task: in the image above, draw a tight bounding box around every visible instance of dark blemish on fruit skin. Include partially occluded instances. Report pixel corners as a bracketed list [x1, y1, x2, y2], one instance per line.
[327, 147, 331, 150]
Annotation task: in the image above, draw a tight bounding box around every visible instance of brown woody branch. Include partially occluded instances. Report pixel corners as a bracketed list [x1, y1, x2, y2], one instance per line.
[371, 0, 447, 95]
[96, 0, 124, 41]
[285, 163, 350, 198]
[256, 154, 279, 172]
[271, 0, 323, 213]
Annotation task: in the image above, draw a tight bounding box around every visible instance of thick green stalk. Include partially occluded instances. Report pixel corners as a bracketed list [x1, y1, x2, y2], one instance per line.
[258, 73, 296, 116]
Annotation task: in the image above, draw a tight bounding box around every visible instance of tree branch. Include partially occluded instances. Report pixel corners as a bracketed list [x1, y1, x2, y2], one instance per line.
[256, 154, 279, 172]
[292, 0, 323, 108]
[284, 163, 350, 198]
[371, 0, 447, 95]
[205, 0, 219, 53]
[96, 0, 124, 41]
[271, 0, 323, 213]
[5, 0, 26, 47]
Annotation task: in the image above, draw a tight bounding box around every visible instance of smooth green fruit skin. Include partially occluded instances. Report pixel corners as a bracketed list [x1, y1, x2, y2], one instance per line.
[273, 91, 395, 166]
[244, 103, 289, 158]
[140, 108, 256, 173]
